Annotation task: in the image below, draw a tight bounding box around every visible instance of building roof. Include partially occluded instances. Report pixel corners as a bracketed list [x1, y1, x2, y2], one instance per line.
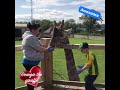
[44, 27, 53, 34]
[15, 24, 27, 29]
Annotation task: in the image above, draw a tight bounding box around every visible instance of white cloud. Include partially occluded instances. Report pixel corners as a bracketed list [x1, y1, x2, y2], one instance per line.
[21, 5, 31, 9]
[34, 8, 73, 16]
[16, 0, 105, 24]
[21, 0, 65, 9]
[15, 14, 31, 19]
[15, 9, 74, 22]
[15, 14, 31, 22]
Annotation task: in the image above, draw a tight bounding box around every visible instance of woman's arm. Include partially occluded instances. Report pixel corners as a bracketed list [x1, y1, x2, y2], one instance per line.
[34, 45, 48, 52]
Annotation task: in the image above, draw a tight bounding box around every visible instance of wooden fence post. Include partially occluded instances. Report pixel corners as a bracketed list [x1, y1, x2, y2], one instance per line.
[40, 38, 53, 89]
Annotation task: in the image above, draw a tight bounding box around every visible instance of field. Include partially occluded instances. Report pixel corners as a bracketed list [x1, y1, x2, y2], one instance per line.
[15, 38, 105, 88]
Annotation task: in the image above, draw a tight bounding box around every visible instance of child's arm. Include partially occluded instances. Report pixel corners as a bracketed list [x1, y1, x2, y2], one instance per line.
[80, 64, 91, 73]
[76, 64, 91, 74]
[80, 53, 94, 72]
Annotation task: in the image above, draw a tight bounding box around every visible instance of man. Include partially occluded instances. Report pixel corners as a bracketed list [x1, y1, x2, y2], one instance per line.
[76, 42, 99, 90]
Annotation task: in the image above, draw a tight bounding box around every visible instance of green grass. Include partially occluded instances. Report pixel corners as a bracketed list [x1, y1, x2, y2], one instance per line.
[15, 41, 22, 45]
[15, 38, 105, 88]
[15, 38, 105, 45]
[69, 38, 104, 44]
[53, 49, 105, 83]
[15, 49, 105, 88]
[15, 51, 25, 87]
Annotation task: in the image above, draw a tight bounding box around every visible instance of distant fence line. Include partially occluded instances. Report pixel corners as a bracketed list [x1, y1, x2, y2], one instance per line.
[15, 44, 105, 51]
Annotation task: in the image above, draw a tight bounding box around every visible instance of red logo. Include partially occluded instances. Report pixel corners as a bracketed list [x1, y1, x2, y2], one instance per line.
[20, 66, 42, 87]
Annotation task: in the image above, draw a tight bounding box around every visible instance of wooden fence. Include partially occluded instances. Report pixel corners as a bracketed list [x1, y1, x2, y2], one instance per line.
[15, 38, 105, 90]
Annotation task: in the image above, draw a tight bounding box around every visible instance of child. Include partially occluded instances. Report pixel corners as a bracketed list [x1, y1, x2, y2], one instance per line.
[76, 42, 99, 90]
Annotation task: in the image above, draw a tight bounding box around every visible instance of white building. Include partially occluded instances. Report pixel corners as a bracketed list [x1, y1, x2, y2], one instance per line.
[15, 24, 27, 40]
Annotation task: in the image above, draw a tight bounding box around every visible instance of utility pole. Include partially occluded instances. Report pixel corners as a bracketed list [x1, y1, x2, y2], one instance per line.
[31, 0, 33, 22]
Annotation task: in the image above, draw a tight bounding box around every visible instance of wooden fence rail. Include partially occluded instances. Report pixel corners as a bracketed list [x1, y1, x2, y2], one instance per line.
[15, 44, 105, 51]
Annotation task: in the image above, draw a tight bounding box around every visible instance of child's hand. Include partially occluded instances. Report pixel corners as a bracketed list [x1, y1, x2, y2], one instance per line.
[77, 65, 84, 69]
[76, 70, 82, 74]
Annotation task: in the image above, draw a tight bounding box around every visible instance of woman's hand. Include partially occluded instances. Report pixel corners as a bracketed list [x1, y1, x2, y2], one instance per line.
[47, 46, 54, 52]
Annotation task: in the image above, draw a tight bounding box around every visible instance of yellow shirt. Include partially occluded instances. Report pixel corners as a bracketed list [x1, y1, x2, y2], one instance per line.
[86, 51, 99, 75]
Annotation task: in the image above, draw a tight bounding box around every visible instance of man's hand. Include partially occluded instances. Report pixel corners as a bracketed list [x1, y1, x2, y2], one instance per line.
[76, 70, 82, 74]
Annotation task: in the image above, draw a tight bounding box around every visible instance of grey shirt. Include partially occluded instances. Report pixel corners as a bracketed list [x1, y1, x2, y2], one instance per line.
[22, 31, 44, 61]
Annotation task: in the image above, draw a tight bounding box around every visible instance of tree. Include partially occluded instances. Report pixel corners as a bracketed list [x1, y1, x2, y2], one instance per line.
[64, 19, 75, 29]
[79, 10, 103, 39]
[32, 19, 53, 32]
[67, 19, 75, 24]
[41, 19, 52, 31]
[64, 19, 76, 37]
[32, 19, 42, 25]
[15, 21, 28, 24]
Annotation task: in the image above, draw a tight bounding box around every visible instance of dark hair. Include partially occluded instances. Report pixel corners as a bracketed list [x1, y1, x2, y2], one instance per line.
[80, 42, 89, 49]
[27, 22, 40, 31]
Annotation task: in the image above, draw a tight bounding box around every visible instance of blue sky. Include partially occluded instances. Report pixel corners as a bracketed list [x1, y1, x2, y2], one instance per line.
[15, 0, 105, 24]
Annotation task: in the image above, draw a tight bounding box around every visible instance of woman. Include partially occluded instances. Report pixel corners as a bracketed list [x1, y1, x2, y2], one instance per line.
[22, 22, 54, 90]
